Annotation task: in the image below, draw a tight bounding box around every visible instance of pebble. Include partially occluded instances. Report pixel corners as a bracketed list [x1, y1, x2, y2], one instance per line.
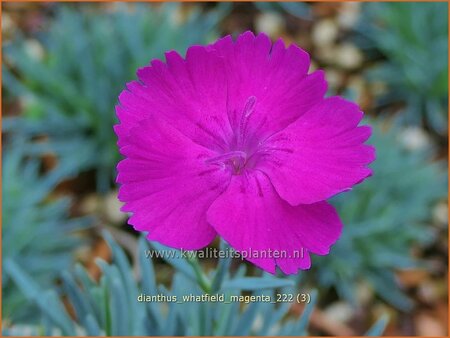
[312, 19, 338, 47]
[25, 39, 45, 61]
[103, 190, 126, 224]
[325, 68, 344, 91]
[255, 12, 284, 37]
[432, 202, 448, 227]
[338, 3, 361, 29]
[335, 43, 363, 69]
[324, 302, 354, 323]
[398, 127, 431, 151]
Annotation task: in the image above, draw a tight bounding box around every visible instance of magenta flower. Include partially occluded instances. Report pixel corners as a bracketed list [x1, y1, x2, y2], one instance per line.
[115, 31, 375, 274]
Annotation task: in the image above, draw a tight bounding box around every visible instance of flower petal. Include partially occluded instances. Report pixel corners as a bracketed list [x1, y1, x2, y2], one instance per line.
[117, 117, 231, 250]
[212, 31, 327, 139]
[259, 96, 375, 205]
[206, 171, 343, 274]
[116, 45, 233, 152]
[116, 31, 327, 152]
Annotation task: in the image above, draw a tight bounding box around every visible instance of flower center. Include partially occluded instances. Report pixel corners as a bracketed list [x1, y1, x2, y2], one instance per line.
[205, 96, 264, 175]
[205, 150, 248, 175]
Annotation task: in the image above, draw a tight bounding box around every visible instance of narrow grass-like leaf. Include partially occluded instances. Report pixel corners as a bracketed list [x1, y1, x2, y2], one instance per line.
[365, 314, 389, 336]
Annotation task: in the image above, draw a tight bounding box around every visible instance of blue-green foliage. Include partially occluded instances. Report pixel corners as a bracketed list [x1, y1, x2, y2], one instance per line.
[365, 314, 389, 337]
[356, 2, 448, 134]
[2, 142, 91, 322]
[301, 120, 447, 310]
[3, 232, 318, 336]
[2, 3, 439, 334]
[3, 3, 229, 193]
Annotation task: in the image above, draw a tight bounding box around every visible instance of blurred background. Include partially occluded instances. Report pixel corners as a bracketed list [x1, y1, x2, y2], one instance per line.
[2, 2, 448, 336]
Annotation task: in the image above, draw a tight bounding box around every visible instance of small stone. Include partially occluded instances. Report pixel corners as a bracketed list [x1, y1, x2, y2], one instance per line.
[355, 281, 374, 305]
[25, 39, 45, 61]
[398, 127, 431, 151]
[2, 14, 16, 38]
[312, 19, 338, 47]
[338, 2, 361, 29]
[335, 43, 363, 69]
[417, 280, 444, 304]
[323, 302, 353, 323]
[325, 68, 344, 91]
[415, 312, 445, 336]
[255, 12, 284, 38]
[432, 202, 448, 227]
[170, 3, 186, 26]
[79, 193, 100, 215]
[103, 190, 126, 224]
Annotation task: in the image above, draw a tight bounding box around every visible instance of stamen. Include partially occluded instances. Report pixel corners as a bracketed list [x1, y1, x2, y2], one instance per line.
[238, 96, 257, 145]
[205, 150, 247, 164]
[206, 150, 248, 175]
[243, 96, 257, 118]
